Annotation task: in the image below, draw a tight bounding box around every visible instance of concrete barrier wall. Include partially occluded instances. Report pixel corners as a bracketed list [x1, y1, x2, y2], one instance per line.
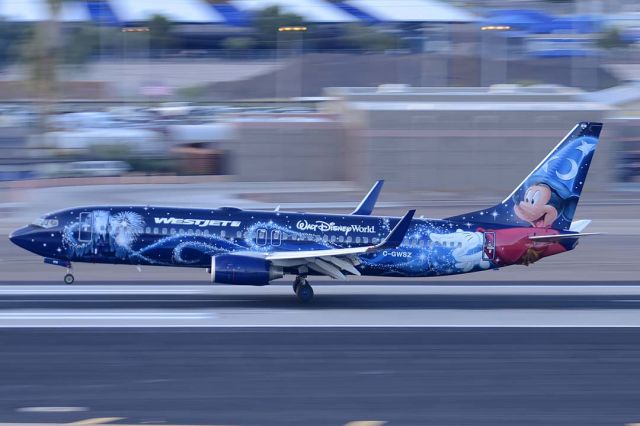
[351, 109, 611, 193]
[226, 116, 347, 181]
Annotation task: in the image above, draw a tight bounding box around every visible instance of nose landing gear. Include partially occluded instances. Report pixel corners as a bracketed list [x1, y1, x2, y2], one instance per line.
[293, 275, 314, 303]
[63, 267, 74, 285]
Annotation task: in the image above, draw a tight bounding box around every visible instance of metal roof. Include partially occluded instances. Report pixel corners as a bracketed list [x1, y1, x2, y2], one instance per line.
[232, 0, 357, 23]
[0, 0, 90, 22]
[345, 0, 477, 23]
[109, 0, 226, 24]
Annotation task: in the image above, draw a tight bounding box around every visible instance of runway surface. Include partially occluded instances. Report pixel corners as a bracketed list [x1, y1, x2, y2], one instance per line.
[2, 328, 640, 426]
[3, 281, 640, 425]
[2, 282, 640, 327]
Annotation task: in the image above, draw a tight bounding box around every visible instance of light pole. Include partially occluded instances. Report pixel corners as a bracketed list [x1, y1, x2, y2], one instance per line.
[121, 26, 150, 102]
[276, 26, 307, 100]
[480, 25, 510, 87]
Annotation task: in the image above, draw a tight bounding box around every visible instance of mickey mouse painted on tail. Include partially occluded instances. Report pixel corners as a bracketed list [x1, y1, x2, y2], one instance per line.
[447, 122, 602, 231]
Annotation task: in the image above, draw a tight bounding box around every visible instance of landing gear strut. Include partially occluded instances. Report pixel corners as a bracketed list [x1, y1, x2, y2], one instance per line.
[63, 268, 74, 285]
[293, 275, 314, 303]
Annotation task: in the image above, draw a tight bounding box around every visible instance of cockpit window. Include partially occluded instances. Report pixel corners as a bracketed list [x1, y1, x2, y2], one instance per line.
[31, 217, 59, 228]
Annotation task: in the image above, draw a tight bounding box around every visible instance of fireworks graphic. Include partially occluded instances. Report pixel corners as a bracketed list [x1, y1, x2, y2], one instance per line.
[108, 211, 145, 250]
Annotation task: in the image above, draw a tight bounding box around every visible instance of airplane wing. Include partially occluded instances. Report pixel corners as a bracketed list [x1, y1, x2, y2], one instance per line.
[266, 209, 415, 279]
[529, 232, 600, 242]
[351, 180, 384, 215]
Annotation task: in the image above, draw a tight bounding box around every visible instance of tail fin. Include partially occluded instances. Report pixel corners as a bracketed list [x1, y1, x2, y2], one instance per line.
[446, 122, 603, 231]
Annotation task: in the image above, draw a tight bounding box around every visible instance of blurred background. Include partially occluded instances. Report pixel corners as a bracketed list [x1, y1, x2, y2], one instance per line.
[2, 0, 640, 275]
[0, 0, 639, 188]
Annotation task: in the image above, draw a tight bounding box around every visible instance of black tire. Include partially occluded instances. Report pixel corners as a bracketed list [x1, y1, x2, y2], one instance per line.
[296, 283, 314, 303]
[63, 274, 74, 285]
[293, 278, 307, 294]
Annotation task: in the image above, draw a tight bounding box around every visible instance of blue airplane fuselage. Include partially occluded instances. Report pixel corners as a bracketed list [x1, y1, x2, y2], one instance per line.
[9, 205, 575, 278]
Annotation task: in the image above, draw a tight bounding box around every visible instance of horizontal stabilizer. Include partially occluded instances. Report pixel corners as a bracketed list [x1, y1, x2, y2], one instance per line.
[569, 219, 592, 233]
[529, 232, 600, 242]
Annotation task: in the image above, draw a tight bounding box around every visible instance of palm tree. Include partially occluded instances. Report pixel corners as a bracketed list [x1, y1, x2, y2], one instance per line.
[21, 0, 65, 136]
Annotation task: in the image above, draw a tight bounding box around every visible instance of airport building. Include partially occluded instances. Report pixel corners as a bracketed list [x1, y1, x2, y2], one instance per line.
[226, 85, 613, 195]
[322, 85, 612, 194]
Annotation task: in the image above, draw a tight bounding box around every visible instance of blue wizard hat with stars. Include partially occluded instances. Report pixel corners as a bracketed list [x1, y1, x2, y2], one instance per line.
[445, 122, 603, 231]
[525, 133, 599, 200]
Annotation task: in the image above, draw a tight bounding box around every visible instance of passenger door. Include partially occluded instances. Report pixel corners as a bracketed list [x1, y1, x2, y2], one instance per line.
[78, 212, 95, 258]
[482, 232, 496, 261]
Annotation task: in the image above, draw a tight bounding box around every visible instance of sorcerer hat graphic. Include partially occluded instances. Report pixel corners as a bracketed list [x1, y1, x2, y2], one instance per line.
[524, 134, 598, 200]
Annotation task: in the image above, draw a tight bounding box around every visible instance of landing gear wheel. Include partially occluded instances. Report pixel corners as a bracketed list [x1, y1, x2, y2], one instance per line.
[293, 276, 307, 294]
[63, 273, 74, 285]
[296, 283, 314, 303]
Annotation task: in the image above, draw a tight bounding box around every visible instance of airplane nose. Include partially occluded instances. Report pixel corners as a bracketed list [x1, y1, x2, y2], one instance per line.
[9, 226, 32, 250]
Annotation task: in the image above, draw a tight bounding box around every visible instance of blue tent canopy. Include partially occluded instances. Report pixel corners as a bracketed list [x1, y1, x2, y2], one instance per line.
[333, 2, 380, 25]
[211, 3, 251, 27]
[87, 1, 120, 26]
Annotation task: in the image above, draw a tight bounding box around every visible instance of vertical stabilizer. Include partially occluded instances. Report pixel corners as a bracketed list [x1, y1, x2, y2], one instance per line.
[446, 122, 603, 230]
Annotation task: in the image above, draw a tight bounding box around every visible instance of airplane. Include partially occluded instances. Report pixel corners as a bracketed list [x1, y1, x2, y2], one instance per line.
[9, 122, 602, 302]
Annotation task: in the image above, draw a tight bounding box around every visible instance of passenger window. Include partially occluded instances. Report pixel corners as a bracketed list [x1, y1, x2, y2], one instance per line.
[162, 228, 168, 235]
[372, 237, 379, 244]
[355, 236, 361, 244]
[170, 228, 177, 235]
[338, 235, 345, 243]
[145, 227, 151, 234]
[272, 230, 281, 246]
[330, 235, 336, 243]
[203, 229, 210, 236]
[221, 230, 226, 238]
[188, 229, 194, 236]
[179, 229, 185, 235]
[363, 237, 368, 244]
[323, 235, 329, 242]
[257, 229, 267, 246]
[153, 227, 159, 235]
[346, 236, 352, 243]
[195, 229, 202, 236]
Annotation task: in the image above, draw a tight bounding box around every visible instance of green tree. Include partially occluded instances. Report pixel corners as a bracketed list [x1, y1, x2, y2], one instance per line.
[341, 24, 400, 51]
[148, 14, 175, 54]
[253, 6, 305, 48]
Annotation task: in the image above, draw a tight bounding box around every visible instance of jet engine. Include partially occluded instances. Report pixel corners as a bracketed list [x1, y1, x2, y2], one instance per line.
[211, 254, 283, 286]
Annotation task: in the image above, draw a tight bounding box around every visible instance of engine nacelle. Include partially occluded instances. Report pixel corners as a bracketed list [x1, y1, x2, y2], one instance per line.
[211, 254, 283, 286]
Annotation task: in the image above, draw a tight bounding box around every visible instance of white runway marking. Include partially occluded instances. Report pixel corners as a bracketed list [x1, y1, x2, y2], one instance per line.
[1, 309, 640, 328]
[16, 406, 89, 413]
[2, 285, 640, 328]
[3, 284, 640, 296]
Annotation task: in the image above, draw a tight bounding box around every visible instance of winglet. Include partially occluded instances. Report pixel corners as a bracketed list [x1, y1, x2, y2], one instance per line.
[369, 209, 416, 252]
[351, 180, 384, 215]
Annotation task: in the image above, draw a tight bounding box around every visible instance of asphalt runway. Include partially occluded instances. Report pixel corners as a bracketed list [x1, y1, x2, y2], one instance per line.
[1, 283, 640, 327]
[2, 328, 640, 426]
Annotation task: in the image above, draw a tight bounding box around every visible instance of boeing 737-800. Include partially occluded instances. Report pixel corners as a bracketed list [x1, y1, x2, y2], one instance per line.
[10, 122, 602, 302]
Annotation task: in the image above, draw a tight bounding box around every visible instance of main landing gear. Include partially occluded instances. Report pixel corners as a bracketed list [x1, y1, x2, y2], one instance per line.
[293, 275, 314, 303]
